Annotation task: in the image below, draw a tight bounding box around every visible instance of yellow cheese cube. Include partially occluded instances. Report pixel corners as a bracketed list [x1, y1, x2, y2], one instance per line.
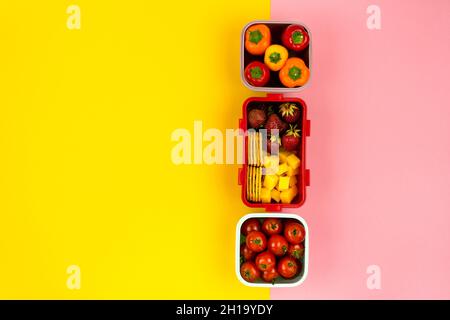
[260, 187, 272, 204]
[263, 174, 279, 190]
[289, 175, 297, 187]
[271, 189, 281, 203]
[280, 186, 298, 204]
[280, 190, 292, 204]
[276, 163, 289, 176]
[287, 167, 299, 176]
[289, 185, 298, 198]
[279, 150, 291, 163]
[286, 166, 296, 177]
[280, 186, 298, 203]
[264, 155, 279, 175]
[286, 154, 301, 170]
[278, 176, 290, 191]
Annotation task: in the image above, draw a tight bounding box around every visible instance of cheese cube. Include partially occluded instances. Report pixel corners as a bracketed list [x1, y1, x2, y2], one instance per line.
[264, 155, 279, 175]
[260, 187, 271, 204]
[287, 167, 299, 177]
[263, 174, 279, 190]
[276, 163, 289, 176]
[280, 186, 298, 204]
[279, 150, 291, 163]
[280, 190, 292, 204]
[271, 189, 281, 203]
[289, 175, 297, 187]
[278, 176, 290, 191]
[286, 154, 301, 170]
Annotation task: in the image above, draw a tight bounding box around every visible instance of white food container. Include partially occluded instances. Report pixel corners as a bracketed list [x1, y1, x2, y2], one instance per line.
[240, 20, 312, 92]
[235, 213, 309, 287]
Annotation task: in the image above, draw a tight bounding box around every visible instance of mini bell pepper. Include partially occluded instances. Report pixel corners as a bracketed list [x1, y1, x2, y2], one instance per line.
[282, 25, 309, 52]
[245, 24, 271, 55]
[244, 61, 270, 87]
[279, 57, 310, 88]
[264, 44, 288, 71]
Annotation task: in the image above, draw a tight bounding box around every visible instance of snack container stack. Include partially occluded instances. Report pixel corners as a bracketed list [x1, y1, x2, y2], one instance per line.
[236, 20, 312, 287]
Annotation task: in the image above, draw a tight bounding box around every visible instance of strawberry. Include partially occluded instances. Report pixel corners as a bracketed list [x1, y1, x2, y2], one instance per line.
[265, 114, 287, 133]
[279, 103, 300, 124]
[281, 124, 301, 151]
[248, 108, 267, 128]
[267, 134, 281, 154]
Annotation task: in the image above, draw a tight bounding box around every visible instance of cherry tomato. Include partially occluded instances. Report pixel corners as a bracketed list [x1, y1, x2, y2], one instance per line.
[277, 256, 299, 279]
[240, 244, 255, 262]
[288, 243, 304, 260]
[284, 222, 305, 244]
[268, 234, 289, 256]
[255, 251, 276, 271]
[262, 218, 283, 235]
[246, 231, 267, 253]
[241, 218, 261, 236]
[262, 268, 280, 284]
[240, 262, 260, 283]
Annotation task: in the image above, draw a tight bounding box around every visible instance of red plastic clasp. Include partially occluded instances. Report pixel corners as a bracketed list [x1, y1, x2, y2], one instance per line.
[305, 169, 311, 186]
[305, 119, 311, 137]
[266, 93, 284, 100]
[238, 168, 244, 186]
[238, 118, 244, 130]
[266, 204, 282, 212]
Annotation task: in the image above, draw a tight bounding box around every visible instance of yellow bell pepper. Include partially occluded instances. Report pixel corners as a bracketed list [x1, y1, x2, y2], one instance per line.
[264, 44, 288, 71]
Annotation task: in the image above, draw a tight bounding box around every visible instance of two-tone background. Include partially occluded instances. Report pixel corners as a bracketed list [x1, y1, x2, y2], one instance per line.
[1, 0, 450, 299]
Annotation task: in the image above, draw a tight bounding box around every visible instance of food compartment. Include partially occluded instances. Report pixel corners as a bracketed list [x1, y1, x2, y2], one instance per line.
[236, 213, 309, 287]
[241, 20, 311, 91]
[238, 94, 310, 211]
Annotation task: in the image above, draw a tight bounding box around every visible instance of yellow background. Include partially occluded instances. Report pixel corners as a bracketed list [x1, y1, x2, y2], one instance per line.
[0, 1, 269, 298]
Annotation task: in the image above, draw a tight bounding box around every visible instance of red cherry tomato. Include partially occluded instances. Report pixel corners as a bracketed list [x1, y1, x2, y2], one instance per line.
[284, 222, 305, 244]
[240, 244, 255, 262]
[277, 256, 299, 279]
[240, 262, 260, 283]
[288, 243, 304, 260]
[246, 231, 267, 253]
[268, 234, 289, 256]
[262, 218, 283, 235]
[241, 218, 261, 236]
[262, 268, 280, 284]
[255, 251, 276, 272]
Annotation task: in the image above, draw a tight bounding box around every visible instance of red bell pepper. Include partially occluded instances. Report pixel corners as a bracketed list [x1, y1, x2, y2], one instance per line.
[244, 61, 270, 87]
[281, 25, 309, 52]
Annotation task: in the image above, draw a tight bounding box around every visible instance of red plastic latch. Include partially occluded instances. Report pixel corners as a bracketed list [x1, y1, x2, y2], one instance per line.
[266, 93, 284, 100]
[305, 119, 311, 137]
[238, 168, 243, 186]
[238, 118, 244, 130]
[267, 204, 282, 212]
[305, 169, 311, 186]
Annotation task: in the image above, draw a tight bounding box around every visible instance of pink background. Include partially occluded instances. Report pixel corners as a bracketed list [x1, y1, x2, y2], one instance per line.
[272, 0, 450, 299]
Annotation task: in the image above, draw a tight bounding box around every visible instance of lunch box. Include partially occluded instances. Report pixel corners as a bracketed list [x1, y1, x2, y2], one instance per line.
[236, 20, 312, 287]
[241, 20, 312, 92]
[238, 94, 310, 212]
[235, 213, 309, 287]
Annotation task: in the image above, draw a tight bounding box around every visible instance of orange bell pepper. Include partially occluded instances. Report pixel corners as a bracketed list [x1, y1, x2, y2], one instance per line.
[245, 24, 271, 55]
[279, 57, 310, 88]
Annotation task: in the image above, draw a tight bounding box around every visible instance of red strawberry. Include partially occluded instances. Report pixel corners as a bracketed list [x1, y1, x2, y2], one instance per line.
[281, 124, 301, 151]
[248, 109, 267, 128]
[267, 134, 281, 154]
[265, 114, 287, 133]
[279, 103, 300, 124]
